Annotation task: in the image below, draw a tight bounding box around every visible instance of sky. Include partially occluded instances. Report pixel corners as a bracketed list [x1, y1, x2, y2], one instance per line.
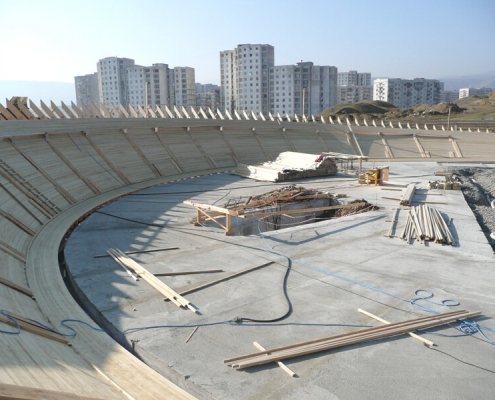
[1, 0, 494, 102]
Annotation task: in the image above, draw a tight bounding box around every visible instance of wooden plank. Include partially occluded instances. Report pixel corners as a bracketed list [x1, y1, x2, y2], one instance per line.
[185, 326, 198, 343]
[0, 181, 45, 224]
[0, 311, 69, 344]
[171, 261, 275, 298]
[153, 128, 184, 173]
[0, 103, 16, 120]
[121, 129, 161, 177]
[13, 99, 36, 119]
[109, 102, 122, 118]
[226, 310, 480, 369]
[253, 341, 297, 377]
[184, 200, 242, 216]
[90, 102, 104, 118]
[137, 104, 147, 118]
[128, 104, 139, 118]
[0, 167, 57, 218]
[119, 103, 131, 118]
[61, 101, 77, 119]
[100, 103, 112, 118]
[0, 382, 105, 400]
[84, 134, 132, 185]
[44, 136, 101, 194]
[358, 308, 434, 347]
[107, 249, 198, 313]
[0, 240, 26, 262]
[0, 207, 37, 235]
[80, 102, 94, 118]
[51, 101, 66, 119]
[94, 247, 179, 258]
[0, 275, 33, 297]
[154, 269, 223, 277]
[40, 100, 57, 119]
[7, 139, 77, 205]
[5, 98, 26, 120]
[29, 100, 48, 119]
[71, 101, 86, 118]
[240, 202, 366, 219]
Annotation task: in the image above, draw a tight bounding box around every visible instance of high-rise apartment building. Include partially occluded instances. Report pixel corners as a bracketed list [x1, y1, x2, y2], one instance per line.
[78, 57, 196, 113]
[196, 83, 220, 110]
[220, 45, 336, 116]
[170, 67, 196, 107]
[74, 73, 99, 107]
[337, 70, 372, 104]
[220, 44, 275, 114]
[269, 62, 337, 116]
[337, 71, 371, 86]
[97, 57, 135, 109]
[373, 78, 442, 108]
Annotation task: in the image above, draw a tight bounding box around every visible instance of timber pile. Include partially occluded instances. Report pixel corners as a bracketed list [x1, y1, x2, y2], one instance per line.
[223, 185, 332, 211]
[399, 205, 456, 245]
[400, 183, 416, 206]
[224, 309, 479, 370]
[107, 248, 198, 313]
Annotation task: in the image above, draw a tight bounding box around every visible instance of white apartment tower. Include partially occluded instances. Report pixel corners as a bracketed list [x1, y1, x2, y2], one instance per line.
[126, 63, 172, 111]
[220, 44, 275, 114]
[269, 62, 337, 116]
[337, 70, 372, 104]
[337, 71, 371, 86]
[97, 57, 135, 109]
[373, 78, 442, 108]
[170, 67, 196, 107]
[74, 73, 99, 107]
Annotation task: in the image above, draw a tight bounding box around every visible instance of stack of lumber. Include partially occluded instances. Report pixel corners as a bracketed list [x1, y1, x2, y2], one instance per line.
[399, 205, 456, 245]
[400, 183, 416, 206]
[223, 185, 332, 211]
[224, 309, 479, 370]
[107, 248, 198, 313]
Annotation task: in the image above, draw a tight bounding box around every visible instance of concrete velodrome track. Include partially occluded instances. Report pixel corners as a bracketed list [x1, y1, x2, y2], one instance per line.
[0, 111, 495, 399]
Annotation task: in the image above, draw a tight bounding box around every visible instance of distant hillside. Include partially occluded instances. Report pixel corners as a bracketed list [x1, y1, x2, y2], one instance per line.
[436, 72, 495, 91]
[0, 81, 75, 104]
[320, 92, 495, 122]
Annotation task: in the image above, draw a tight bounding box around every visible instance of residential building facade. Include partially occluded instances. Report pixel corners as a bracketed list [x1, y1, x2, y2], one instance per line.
[220, 44, 275, 114]
[74, 73, 99, 107]
[78, 57, 195, 113]
[459, 87, 493, 99]
[337, 70, 372, 104]
[373, 78, 442, 108]
[196, 83, 220, 110]
[440, 90, 459, 103]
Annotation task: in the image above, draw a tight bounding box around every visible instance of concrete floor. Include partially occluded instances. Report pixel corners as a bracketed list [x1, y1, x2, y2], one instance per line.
[65, 162, 495, 400]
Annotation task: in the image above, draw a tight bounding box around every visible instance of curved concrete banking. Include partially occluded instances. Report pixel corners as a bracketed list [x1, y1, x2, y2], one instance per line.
[0, 117, 495, 399]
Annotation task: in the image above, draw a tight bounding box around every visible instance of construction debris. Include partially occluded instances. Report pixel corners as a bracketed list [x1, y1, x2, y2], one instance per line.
[234, 151, 366, 182]
[334, 199, 375, 217]
[399, 205, 456, 245]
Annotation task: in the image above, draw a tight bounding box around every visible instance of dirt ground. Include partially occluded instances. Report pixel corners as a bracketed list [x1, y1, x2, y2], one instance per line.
[450, 167, 495, 250]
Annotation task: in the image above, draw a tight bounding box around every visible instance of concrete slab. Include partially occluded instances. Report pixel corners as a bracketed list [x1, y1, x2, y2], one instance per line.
[64, 162, 495, 399]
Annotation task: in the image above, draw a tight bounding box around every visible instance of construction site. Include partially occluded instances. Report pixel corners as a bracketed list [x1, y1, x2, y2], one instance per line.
[0, 98, 495, 399]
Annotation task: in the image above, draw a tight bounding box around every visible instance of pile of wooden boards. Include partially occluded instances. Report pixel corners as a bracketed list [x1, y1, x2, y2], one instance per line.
[107, 248, 198, 313]
[399, 205, 456, 245]
[224, 309, 479, 370]
[223, 185, 332, 211]
[400, 183, 416, 206]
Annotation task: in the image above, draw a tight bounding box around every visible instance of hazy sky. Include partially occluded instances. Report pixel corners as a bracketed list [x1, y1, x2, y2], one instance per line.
[2, 0, 494, 86]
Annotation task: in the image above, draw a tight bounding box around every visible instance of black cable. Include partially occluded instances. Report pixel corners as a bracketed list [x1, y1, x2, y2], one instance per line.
[236, 258, 293, 323]
[429, 347, 495, 375]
